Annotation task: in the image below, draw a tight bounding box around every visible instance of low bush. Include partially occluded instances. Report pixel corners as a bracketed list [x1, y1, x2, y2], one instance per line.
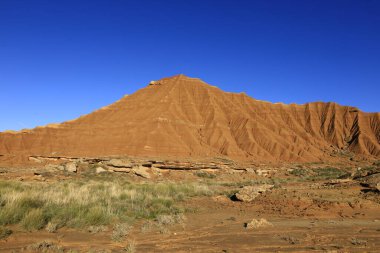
[195, 171, 216, 179]
[0, 226, 12, 239]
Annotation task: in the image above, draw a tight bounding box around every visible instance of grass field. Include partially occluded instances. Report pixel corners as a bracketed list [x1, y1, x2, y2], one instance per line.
[0, 178, 213, 231]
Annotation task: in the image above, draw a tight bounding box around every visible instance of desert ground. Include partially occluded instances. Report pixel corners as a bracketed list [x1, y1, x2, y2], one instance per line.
[0, 157, 379, 252]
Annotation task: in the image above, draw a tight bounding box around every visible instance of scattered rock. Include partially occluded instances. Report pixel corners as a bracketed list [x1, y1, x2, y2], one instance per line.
[234, 185, 274, 202]
[65, 162, 77, 173]
[33, 174, 45, 181]
[280, 235, 299, 244]
[356, 172, 380, 192]
[132, 166, 151, 179]
[246, 168, 256, 173]
[351, 167, 380, 179]
[350, 238, 367, 246]
[151, 167, 162, 176]
[245, 218, 273, 229]
[107, 159, 133, 168]
[255, 169, 271, 177]
[28, 156, 42, 163]
[111, 168, 131, 173]
[88, 225, 108, 234]
[95, 167, 107, 174]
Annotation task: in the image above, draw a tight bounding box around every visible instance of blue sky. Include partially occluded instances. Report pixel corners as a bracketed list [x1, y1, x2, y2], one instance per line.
[0, 0, 379, 131]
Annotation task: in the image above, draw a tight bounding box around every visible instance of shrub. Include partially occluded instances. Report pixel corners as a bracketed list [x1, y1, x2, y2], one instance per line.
[289, 168, 309, 177]
[195, 171, 216, 179]
[21, 208, 47, 231]
[124, 240, 136, 253]
[45, 222, 58, 233]
[112, 223, 130, 242]
[0, 226, 12, 239]
[312, 167, 350, 180]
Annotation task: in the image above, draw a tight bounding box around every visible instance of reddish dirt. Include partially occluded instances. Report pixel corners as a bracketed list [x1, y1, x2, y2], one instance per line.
[0, 168, 379, 252]
[0, 74, 379, 163]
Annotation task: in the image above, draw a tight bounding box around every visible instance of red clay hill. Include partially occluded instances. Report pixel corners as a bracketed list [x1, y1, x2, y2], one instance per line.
[0, 74, 379, 163]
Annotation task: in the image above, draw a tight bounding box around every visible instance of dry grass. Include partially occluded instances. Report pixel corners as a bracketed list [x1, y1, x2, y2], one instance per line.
[111, 223, 130, 241]
[0, 226, 12, 239]
[0, 179, 213, 231]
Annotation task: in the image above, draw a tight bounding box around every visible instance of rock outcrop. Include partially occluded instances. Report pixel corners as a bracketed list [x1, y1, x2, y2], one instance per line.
[234, 185, 274, 202]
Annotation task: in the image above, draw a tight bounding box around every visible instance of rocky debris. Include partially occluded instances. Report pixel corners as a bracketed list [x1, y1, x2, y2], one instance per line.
[95, 167, 107, 174]
[132, 166, 151, 179]
[351, 167, 380, 192]
[29, 156, 43, 163]
[255, 169, 270, 176]
[29, 155, 78, 162]
[33, 172, 46, 181]
[151, 167, 162, 176]
[234, 185, 274, 202]
[152, 161, 234, 170]
[107, 159, 133, 168]
[325, 178, 353, 185]
[245, 218, 273, 229]
[358, 173, 380, 192]
[318, 178, 354, 189]
[65, 162, 77, 173]
[36, 157, 247, 175]
[44, 164, 65, 171]
[110, 167, 131, 173]
[280, 235, 300, 245]
[351, 167, 380, 179]
[246, 168, 256, 173]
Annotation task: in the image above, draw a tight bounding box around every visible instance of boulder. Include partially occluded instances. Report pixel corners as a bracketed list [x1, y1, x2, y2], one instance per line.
[95, 167, 107, 174]
[132, 166, 151, 179]
[245, 218, 273, 229]
[107, 159, 133, 168]
[65, 162, 77, 173]
[234, 185, 274, 202]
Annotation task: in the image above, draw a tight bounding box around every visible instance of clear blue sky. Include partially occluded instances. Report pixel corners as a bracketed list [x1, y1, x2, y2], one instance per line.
[1, 0, 379, 131]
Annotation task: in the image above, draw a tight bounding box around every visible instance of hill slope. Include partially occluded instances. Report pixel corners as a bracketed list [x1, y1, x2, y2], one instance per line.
[0, 74, 379, 162]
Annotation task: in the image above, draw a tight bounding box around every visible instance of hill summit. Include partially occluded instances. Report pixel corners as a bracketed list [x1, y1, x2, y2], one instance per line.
[0, 74, 379, 162]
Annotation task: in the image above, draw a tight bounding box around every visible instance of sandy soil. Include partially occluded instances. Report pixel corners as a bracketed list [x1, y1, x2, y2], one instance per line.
[0, 166, 379, 253]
